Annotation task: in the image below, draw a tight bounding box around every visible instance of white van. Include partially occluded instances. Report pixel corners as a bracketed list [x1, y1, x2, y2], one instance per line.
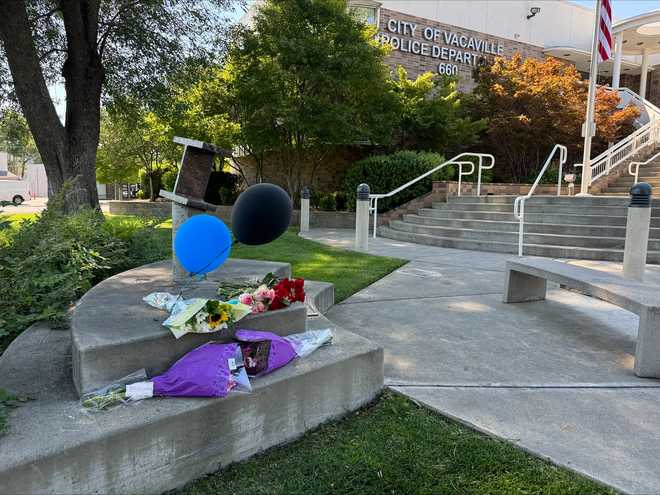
[0, 179, 31, 205]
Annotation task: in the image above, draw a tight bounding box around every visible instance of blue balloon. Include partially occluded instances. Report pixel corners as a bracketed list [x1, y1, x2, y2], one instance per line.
[174, 215, 232, 275]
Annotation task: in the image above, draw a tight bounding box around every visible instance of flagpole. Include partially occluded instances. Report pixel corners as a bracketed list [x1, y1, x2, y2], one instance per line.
[579, 0, 603, 196]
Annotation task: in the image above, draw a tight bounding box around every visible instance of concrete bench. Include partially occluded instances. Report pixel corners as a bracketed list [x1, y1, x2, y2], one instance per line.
[503, 257, 660, 378]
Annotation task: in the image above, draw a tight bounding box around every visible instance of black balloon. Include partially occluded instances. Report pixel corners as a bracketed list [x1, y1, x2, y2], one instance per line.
[231, 183, 293, 245]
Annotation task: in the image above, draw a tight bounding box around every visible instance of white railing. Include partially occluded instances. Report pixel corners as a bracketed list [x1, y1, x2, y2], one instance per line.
[369, 152, 495, 238]
[617, 87, 660, 120]
[580, 87, 660, 188]
[476, 154, 496, 196]
[629, 149, 660, 184]
[514, 144, 568, 257]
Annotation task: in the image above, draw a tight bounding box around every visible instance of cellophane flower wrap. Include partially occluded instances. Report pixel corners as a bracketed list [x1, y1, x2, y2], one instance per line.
[235, 328, 333, 377]
[123, 342, 252, 400]
[151, 342, 251, 397]
[143, 292, 251, 339]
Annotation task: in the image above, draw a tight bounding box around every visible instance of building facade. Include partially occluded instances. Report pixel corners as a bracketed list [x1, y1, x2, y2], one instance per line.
[376, 7, 545, 92]
[348, 0, 660, 104]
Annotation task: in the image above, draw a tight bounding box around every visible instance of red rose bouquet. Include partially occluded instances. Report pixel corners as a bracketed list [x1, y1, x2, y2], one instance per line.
[269, 278, 305, 311]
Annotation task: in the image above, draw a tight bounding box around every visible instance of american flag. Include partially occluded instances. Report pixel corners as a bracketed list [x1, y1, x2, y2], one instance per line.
[598, 0, 613, 63]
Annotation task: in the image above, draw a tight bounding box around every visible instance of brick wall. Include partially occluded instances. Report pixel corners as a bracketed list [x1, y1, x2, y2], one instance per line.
[378, 8, 545, 92]
[234, 146, 372, 196]
[105, 200, 377, 230]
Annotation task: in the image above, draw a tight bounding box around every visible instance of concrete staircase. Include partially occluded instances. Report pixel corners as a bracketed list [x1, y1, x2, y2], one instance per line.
[379, 195, 660, 263]
[597, 154, 660, 195]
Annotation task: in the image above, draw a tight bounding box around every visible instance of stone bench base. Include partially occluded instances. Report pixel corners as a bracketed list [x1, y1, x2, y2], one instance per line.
[504, 257, 660, 378]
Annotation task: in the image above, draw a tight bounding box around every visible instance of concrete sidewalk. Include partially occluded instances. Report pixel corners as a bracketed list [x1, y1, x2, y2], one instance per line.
[304, 228, 660, 495]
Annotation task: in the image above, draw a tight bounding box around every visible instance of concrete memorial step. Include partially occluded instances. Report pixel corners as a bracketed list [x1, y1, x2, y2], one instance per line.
[0, 258, 381, 494]
[0, 317, 382, 495]
[72, 259, 335, 396]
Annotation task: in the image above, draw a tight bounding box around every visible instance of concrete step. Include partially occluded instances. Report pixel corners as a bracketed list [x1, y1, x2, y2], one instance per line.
[609, 178, 660, 186]
[624, 172, 660, 179]
[390, 220, 660, 250]
[0, 318, 383, 495]
[379, 226, 660, 263]
[447, 195, 637, 206]
[605, 186, 660, 194]
[72, 259, 311, 396]
[402, 214, 660, 238]
[433, 202, 646, 216]
[417, 208, 660, 227]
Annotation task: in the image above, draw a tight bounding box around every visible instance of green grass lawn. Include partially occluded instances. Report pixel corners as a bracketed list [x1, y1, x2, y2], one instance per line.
[106, 218, 405, 303]
[180, 391, 614, 495]
[231, 230, 405, 302]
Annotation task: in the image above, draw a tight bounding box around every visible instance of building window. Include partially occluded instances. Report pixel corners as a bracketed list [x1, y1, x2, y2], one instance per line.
[352, 6, 377, 25]
[348, 1, 380, 26]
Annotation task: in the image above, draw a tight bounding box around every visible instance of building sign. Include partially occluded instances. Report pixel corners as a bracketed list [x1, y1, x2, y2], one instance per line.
[379, 18, 504, 75]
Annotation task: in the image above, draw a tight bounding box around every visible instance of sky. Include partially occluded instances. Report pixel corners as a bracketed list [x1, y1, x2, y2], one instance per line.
[571, 0, 660, 18]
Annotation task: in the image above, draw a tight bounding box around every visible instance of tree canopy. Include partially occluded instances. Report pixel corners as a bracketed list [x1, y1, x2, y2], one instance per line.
[0, 110, 39, 176]
[213, 0, 398, 196]
[470, 55, 639, 182]
[0, 0, 241, 211]
[96, 106, 177, 200]
[389, 66, 486, 153]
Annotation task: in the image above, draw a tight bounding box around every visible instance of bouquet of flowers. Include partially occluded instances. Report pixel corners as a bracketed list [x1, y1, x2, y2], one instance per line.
[238, 285, 276, 313]
[270, 278, 305, 310]
[216, 272, 278, 301]
[218, 274, 306, 314]
[144, 293, 251, 339]
[82, 328, 334, 410]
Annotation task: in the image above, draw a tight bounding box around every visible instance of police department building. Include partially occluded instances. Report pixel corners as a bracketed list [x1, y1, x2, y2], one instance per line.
[348, 0, 660, 103]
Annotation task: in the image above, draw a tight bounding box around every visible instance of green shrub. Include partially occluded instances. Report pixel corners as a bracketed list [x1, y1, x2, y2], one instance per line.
[139, 168, 164, 200]
[318, 193, 337, 211]
[343, 151, 452, 212]
[204, 170, 240, 205]
[0, 196, 170, 353]
[135, 189, 146, 199]
[335, 192, 347, 211]
[315, 192, 349, 212]
[161, 167, 178, 192]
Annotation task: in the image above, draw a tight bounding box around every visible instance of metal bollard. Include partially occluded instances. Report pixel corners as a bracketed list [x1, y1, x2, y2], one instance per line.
[623, 182, 652, 281]
[355, 183, 370, 252]
[300, 186, 310, 233]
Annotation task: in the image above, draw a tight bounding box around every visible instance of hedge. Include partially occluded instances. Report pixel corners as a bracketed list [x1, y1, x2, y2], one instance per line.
[342, 151, 453, 212]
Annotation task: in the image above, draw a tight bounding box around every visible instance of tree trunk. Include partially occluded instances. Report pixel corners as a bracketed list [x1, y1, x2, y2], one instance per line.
[148, 173, 155, 201]
[0, 1, 103, 213]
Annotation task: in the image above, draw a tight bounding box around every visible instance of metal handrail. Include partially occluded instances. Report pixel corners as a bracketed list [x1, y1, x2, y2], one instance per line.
[476, 154, 496, 196]
[513, 144, 568, 256]
[369, 152, 495, 238]
[629, 149, 660, 184]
